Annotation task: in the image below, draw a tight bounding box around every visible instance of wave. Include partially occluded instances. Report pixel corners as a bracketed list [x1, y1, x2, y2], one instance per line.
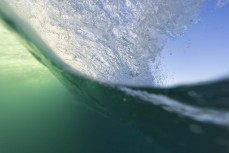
[1, 1, 229, 153]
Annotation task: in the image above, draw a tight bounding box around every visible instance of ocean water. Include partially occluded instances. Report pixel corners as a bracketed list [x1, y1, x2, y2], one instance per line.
[0, 1, 229, 153]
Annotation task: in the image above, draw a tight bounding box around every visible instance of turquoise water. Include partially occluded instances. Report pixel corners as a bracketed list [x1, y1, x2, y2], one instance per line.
[0, 1, 229, 153]
[0, 17, 159, 153]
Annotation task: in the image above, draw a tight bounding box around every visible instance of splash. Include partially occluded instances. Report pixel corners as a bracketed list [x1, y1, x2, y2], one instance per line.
[6, 0, 201, 86]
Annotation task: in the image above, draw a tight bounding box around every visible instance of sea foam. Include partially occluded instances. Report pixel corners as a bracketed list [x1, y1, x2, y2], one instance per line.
[6, 0, 202, 86]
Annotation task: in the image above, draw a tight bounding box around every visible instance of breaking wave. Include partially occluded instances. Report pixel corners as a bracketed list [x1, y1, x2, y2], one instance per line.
[1, 1, 229, 153]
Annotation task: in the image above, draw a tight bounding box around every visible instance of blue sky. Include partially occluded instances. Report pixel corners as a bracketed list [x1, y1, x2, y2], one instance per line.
[161, 1, 229, 86]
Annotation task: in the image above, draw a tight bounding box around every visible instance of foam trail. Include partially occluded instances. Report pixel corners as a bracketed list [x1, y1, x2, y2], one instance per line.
[122, 87, 229, 127]
[6, 0, 201, 86]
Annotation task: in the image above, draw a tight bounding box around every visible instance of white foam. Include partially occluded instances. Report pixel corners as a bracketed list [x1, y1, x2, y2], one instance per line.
[5, 0, 202, 86]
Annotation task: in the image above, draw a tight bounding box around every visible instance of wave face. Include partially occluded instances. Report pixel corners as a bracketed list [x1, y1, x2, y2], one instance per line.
[1, 1, 229, 153]
[6, 0, 201, 86]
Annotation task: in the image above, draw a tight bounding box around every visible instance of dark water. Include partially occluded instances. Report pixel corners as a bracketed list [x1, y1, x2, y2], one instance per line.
[0, 2, 229, 153]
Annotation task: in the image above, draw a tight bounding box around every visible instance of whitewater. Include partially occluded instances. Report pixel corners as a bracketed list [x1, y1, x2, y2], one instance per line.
[5, 0, 202, 86]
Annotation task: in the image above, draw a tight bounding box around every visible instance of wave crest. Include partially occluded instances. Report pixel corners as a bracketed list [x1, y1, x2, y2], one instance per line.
[6, 0, 201, 86]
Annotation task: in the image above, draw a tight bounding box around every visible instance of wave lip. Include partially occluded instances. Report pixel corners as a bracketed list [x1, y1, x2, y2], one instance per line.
[5, 0, 202, 86]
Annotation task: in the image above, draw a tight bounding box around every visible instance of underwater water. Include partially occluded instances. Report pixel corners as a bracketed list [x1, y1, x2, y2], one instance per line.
[0, 0, 229, 153]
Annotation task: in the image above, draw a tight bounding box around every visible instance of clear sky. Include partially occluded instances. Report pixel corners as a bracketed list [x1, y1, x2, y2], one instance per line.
[161, 0, 229, 86]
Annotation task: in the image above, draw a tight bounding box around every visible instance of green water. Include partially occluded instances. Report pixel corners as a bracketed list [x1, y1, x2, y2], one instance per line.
[0, 19, 166, 153]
